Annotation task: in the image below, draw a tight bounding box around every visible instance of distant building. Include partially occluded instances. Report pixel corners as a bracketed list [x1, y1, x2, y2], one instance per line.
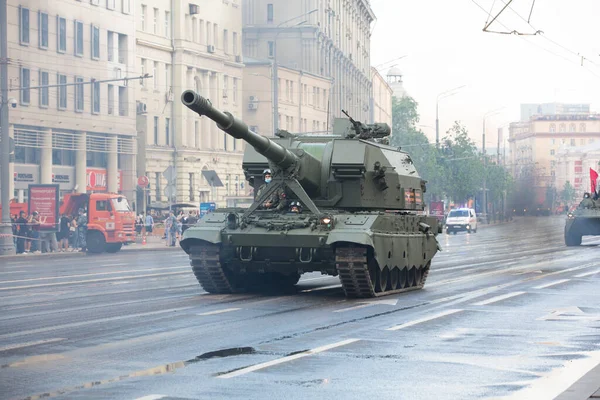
[520, 103, 590, 122]
[370, 67, 393, 127]
[386, 67, 407, 99]
[509, 113, 600, 203]
[242, 59, 332, 136]
[556, 142, 600, 199]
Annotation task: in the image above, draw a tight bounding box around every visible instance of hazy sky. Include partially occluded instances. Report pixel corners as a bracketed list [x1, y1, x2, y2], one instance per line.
[369, 0, 600, 149]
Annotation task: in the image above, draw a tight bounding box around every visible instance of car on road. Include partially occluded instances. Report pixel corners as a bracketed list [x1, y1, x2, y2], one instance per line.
[445, 208, 477, 234]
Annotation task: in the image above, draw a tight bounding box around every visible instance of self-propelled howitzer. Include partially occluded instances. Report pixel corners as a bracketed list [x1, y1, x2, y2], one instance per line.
[180, 90, 441, 298]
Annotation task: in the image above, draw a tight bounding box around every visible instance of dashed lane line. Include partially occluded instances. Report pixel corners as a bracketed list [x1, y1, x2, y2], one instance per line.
[197, 308, 241, 316]
[386, 309, 463, 331]
[217, 338, 360, 378]
[0, 338, 66, 352]
[574, 269, 600, 278]
[472, 291, 526, 306]
[533, 279, 571, 289]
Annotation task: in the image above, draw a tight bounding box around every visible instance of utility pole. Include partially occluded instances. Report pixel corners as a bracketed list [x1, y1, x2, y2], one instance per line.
[482, 108, 504, 224]
[435, 85, 466, 147]
[0, 0, 14, 256]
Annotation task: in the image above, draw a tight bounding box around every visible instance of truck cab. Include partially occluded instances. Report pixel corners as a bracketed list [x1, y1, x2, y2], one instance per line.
[61, 193, 135, 253]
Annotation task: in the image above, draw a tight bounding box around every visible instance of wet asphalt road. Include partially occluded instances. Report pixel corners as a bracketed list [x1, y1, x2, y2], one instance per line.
[1, 216, 600, 400]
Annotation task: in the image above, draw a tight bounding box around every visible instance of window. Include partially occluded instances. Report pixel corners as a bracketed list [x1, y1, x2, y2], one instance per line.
[189, 173, 195, 201]
[232, 78, 238, 104]
[75, 76, 84, 111]
[58, 74, 67, 109]
[39, 12, 49, 49]
[268, 41, 274, 57]
[549, 124, 556, 133]
[118, 86, 127, 116]
[20, 68, 30, 105]
[153, 61, 158, 89]
[107, 84, 114, 114]
[551, 139, 555, 145]
[154, 116, 159, 144]
[224, 133, 228, 150]
[122, 0, 131, 14]
[569, 123, 576, 133]
[580, 123, 586, 132]
[153, 8, 158, 34]
[213, 24, 219, 47]
[570, 138, 575, 146]
[223, 29, 229, 53]
[91, 0, 100, 5]
[267, 3, 273, 22]
[165, 11, 170, 37]
[155, 172, 161, 201]
[223, 75, 228, 101]
[19, 7, 29, 45]
[233, 137, 237, 151]
[107, 0, 116, 10]
[206, 22, 211, 45]
[233, 32, 238, 55]
[107, 31, 114, 61]
[199, 19, 205, 43]
[57, 16, 66, 52]
[92, 25, 100, 59]
[52, 149, 75, 166]
[92, 80, 100, 114]
[140, 58, 146, 87]
[75, 20, 84, 56]
[15, 147, 40, 164]
[165, 117, 171, 146]
[550, 149, 555, 155]
[165, 64, 171, 89]
[141, 5, 146, 31]
[86, 151, 107, 168]
[39, 71, 49, 107]
[96, 200, 110, 211]
[559, 123, 566, 133]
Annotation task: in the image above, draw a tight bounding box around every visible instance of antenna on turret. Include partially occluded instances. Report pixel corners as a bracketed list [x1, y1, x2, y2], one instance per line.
[342, 109, 361, 138]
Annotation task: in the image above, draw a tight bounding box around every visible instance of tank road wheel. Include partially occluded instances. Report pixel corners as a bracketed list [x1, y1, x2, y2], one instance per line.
[564, 228, 582, 247]
[408, 267, 416, 287]
[389, 267, 400, 290]
[105, 243, 122, 253]
[398, 267, 408, 289]
[87, 231, 106, 254]
[189, 243, 235, 294]
[376, 265, 389, 293]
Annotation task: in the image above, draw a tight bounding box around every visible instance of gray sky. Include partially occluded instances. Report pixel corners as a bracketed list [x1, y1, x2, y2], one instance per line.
[370, 0, 600, 149]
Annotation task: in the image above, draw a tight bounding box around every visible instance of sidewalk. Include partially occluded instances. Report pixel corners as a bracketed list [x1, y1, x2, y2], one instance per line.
[0, 235, 181, 261]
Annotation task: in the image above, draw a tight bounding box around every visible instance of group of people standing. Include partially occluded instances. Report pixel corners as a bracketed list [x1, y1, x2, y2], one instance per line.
[135, 210, 198, 247]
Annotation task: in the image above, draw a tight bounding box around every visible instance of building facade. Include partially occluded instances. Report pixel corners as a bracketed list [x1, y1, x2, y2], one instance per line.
[520, 103, 590, 122]
[386, 66, 407, 99]
[370, 67, 392, 127]
[136, 0, 251, 209]
[242, 59, 331, 135]
[556, 142, 600, 199]
[242, 0, 375, 125]
[509, 113, 600, 202]
[0, 0, 137, 204]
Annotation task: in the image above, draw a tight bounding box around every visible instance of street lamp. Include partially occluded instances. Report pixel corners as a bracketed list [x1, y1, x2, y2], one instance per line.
[272, 8, 318, 133]
[482, 107, 505, 223]
[435, 85, 466, 147]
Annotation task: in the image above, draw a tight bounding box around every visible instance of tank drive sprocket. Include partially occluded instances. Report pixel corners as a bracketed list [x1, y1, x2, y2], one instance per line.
[189, 244, 235, 294]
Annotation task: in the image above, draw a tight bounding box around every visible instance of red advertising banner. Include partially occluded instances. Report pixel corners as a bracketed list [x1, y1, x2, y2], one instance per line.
[430, 201, 445, 222]
[28, 184, 59, 232]
[86, 168, 123, 192]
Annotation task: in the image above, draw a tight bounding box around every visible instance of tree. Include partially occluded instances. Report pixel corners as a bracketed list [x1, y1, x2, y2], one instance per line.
[560, 181, 576, 204]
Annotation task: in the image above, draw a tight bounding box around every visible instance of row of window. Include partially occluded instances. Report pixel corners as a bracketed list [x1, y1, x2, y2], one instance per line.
[185, 15, 240, 56]
[150, 171, 242, 203]
[19, 67, 128, 116]
[151, 116, 171, 147]
[19, 6, 126, 61]
[549, 123, 587, 133]
[14, 146, 120, 168]
[277, 115, 326, 133]
[279, 79, 329, 109]
[140, 5, 170, 37]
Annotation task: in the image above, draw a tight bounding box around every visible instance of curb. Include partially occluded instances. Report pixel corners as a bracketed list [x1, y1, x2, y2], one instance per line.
[0, 245, 181, 262]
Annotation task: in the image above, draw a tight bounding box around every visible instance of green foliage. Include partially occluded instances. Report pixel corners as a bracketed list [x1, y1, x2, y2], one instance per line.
[560, 181, 576, 204]
[390, 95, 513, 206]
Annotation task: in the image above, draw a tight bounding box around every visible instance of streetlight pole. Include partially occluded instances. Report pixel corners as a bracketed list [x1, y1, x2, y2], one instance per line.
[482, 107, 504, 223]
[272, 9, 317, 133]
[435, 85, 466, 147]
[0, 0, 14, 256]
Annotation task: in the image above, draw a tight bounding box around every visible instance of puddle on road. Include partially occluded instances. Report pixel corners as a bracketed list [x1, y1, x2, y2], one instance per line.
[18, 347, 255, 400]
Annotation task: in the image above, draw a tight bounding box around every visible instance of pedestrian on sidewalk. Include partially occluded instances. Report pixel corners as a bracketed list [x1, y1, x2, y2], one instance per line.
[57, 214, 71, 252]
[16, 211, 30, 254]
[29, 211, 41, 254]
[145, 211, 154, 238]
[166, 212, 178, 247]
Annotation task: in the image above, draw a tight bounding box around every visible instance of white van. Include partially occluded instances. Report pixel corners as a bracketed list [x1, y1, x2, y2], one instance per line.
[445, 208, 477, 234]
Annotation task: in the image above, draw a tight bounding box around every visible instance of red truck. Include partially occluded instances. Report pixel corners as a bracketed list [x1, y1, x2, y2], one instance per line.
[61, 193, 135, 253]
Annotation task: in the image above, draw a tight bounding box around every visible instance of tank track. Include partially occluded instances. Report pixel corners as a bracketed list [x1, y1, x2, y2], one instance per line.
[335, 245, 430, 298]
[189, 244, 235, 294]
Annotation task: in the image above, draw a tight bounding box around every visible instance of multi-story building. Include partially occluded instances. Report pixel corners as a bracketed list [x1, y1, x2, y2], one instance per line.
[509, 113, 600, 203]
[370, 67, 392, 127]
[242, 0, 375, 125]
[1, 0, 137, 204]
[136, 0, 251, 209]
[520, 103, 590, 122]
[242, 58, 331, 135]
[556, 142, 600, 199]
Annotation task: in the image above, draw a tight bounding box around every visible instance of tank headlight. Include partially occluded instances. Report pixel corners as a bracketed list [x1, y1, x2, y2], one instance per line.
[321, 217, 332, 225]
[567, 212, 575, 220]
[320, 216, 334, 229]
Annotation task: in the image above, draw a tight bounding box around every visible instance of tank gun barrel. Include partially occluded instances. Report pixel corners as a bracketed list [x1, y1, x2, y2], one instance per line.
[182, 90, 298, 170]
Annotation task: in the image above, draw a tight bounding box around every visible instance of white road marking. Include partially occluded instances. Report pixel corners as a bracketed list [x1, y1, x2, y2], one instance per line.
[0, 266, 189, 285]
[0, 271, 190, 291]
[533, 279, 571, 289]
[134, 396, 167, 400]
[574, 269, 600, 278]
[197, 307, 241, 316]
[334, 298, 398, 313]
[0, 338, 66, 352]
[100, 263, 128, 267]
[472, 291, 526, 306]
[386, 309, 463, 331]
[299, 284, 341, 293]
[218, 338, 360, 378]
[497, 351, 600, 400]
